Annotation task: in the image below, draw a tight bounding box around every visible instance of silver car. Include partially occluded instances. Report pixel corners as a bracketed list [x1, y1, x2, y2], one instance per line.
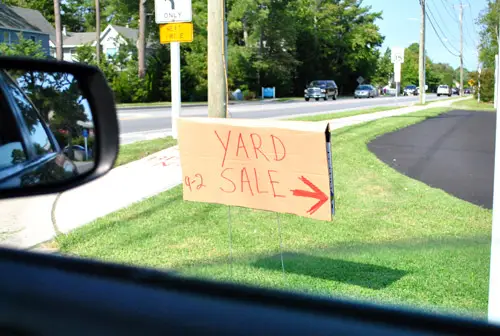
[354, 84, 377, 98]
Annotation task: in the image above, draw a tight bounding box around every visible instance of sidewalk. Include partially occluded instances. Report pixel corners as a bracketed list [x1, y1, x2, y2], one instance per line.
[0, 97, 467, 249]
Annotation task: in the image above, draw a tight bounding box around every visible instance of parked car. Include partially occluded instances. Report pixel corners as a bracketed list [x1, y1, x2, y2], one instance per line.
[354, 84, 377, 98]
[304, 80, 338, 101]
[437, 85, 452, 97]
[452, 87, 459, 95]
[464, 88, 471, 94]
[403, 85, 418, 96]
[0, 69, 79, 189]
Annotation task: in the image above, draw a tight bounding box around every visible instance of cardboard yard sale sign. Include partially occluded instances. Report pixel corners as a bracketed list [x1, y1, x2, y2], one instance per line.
[178, 118, 334, 221]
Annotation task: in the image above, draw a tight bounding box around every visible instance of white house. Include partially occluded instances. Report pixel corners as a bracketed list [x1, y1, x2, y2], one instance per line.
[59, 24, 144, 62]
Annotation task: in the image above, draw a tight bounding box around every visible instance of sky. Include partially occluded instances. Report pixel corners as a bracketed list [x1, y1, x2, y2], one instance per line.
[362, 0, 488, 71]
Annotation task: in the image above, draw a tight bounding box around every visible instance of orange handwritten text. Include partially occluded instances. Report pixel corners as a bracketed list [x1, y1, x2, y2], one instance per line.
[214, 130, 286, 167]
[184, 173, 206, 191]
[218, 167, 284, 197]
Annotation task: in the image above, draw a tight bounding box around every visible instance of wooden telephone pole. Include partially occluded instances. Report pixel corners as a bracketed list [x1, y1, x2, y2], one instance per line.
[95, 0, 101, 64]
[418, 0, 426, 104]
[207, 0, 227, 117]
[53, 0, 63, 60]
[459, 0, 464, 96]
[138, 0, 147, 78]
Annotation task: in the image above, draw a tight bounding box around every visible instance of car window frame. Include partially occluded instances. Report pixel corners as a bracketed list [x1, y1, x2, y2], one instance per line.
[0, 71, 37, 180]
[0, 70, 60, 159]
[0, 70, 62, 183]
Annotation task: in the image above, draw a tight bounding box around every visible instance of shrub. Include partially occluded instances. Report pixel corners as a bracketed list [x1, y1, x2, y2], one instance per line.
[243, 89, 256, 100]
[479, 68, 494, 103]
[71, 136, 95, 149]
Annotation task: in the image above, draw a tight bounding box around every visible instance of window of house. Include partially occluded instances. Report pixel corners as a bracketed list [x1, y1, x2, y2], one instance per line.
[106, 48, 117, 57]
[3, 32, 10, 44]
[29, 35, 36, 42]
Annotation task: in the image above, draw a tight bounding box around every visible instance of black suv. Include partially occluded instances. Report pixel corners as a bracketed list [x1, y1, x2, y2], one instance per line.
[0, 69, 79, 189]
[304, 80, 338, 101]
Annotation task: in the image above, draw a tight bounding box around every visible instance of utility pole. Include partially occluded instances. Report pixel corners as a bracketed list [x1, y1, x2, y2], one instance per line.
[459, 0, 464, 96]
[138, 0, 147, 78]
[207, 0, 227, 117]
[489, 19, 500, 325]
[95, 0, 101, 65]
[478, 65, 481, 103]
[419, 0, 426, 104]
[53, 0, 63, 61]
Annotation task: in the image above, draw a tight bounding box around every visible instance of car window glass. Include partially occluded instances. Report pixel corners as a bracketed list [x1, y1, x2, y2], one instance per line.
[3, 75, 53, 157]
[0, 73, 27, 170]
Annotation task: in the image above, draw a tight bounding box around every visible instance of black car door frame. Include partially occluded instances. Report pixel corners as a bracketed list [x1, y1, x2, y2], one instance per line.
[0, 70, 60, 181]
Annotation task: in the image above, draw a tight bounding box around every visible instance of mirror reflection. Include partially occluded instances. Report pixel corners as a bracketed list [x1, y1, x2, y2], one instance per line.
[0, 69, 95, 189]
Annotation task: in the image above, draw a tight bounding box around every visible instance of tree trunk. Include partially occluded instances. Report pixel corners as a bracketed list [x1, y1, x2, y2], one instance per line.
[53, 0, 63, 60]
[95, 0, 101, 65]
[138, 0, 147, 78]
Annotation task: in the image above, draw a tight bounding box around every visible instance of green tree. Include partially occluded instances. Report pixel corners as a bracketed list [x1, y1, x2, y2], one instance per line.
[478, 0, 499, 69]
[400, 43, 419, 88]
[372, 47, 392, 87]
[0, 34, 46, 58]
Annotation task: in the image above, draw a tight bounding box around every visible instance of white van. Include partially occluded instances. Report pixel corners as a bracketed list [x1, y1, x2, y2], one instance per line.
[437, 85, 452, 97]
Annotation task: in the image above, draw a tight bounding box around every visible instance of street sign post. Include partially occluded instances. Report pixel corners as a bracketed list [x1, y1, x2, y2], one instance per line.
[159, 22, 193, 43]
[391, 47, 404, 98]
[357, 76, 364, 85]
[82, 129, 89, 161]
[155, 0, 193, 139]
[154, 0, 192, 23]
[391, 47, 405, 64]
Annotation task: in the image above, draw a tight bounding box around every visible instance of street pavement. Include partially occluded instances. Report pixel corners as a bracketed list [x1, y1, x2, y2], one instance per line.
[119, 94, 449, 144]
[0, 97, 467, 250]
[369, 109, 495, 209]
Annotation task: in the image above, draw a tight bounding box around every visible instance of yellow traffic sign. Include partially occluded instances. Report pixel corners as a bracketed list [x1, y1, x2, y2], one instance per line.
[159, 23, 193, 43]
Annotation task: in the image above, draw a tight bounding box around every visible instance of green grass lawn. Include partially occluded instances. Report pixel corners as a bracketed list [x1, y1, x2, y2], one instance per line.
[452, 98, 495, 111]
[115, 137, 177, 167]
[290, 106, 401, 121]
[58, 107, 491, 319]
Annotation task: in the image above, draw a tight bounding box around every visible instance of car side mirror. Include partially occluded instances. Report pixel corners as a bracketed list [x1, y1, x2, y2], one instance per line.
[0, 57, 118, 198]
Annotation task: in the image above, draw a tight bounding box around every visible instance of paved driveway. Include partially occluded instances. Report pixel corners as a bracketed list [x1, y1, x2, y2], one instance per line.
[368, 110, 495, 209]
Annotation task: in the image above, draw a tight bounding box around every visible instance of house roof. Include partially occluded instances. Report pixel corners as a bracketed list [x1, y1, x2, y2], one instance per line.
[0, 4, 55, 42]
[63, 32, 97, 47]
[110, 25, 139, 42]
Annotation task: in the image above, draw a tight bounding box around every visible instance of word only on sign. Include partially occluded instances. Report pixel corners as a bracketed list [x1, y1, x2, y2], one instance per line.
[154, 0, 192, 23]
[178, 118, 335, 221]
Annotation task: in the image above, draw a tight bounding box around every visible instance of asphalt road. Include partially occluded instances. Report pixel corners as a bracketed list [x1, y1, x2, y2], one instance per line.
[118, 94, 449, 144]
[368, 110, 495, 209]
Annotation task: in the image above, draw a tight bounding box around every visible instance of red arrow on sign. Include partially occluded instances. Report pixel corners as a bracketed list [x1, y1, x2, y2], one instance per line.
[291, 176, 328, 215]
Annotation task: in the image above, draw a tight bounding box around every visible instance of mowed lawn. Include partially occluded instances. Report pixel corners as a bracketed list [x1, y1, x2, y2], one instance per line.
[58, 107, 492, 318]
[452, 98, 495, 111]
[115, 137, 177, 167]
[291, 105, 400, 121]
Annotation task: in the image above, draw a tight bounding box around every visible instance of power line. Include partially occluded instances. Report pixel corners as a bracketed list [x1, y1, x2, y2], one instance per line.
[426, 10, 460, 57]
[428, 0, 460, 44]
[466, 0, 478, 35]
[464, 2, 478, 46]
[438, 0, 459, 24]
[463, 20, 476, 48]
[427, 2, 461, 53]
